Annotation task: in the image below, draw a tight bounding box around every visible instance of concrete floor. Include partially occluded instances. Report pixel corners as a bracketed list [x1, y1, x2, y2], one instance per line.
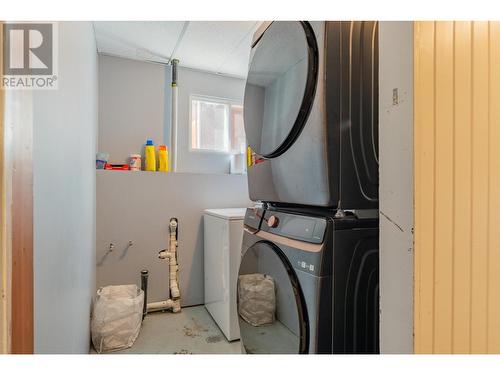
[93, 305, 242, 354]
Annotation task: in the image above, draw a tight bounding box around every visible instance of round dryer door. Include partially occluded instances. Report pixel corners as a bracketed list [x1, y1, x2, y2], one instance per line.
[237, 241, 309, 354]
[243, 21, 318, 158]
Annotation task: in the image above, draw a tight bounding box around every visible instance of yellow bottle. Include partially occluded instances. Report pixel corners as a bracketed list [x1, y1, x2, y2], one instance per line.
[158, 145, 169, 172]
[145, 139, 156, 171]
[247, 146, 253, 167]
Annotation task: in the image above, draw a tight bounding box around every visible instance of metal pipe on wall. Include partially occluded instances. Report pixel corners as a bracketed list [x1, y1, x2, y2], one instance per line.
[140, 270, 149, 320]
[170, 59, 179, 172]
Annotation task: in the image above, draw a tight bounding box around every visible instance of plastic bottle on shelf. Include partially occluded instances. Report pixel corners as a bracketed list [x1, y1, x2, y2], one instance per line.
[158, 145, 169, 172]
[247, 146, 254, 168]
[144, 139, 156, 171]
[129, 154, 141, 171]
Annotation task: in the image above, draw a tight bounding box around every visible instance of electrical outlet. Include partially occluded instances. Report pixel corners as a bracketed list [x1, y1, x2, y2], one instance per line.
[393, 88, 399, 105]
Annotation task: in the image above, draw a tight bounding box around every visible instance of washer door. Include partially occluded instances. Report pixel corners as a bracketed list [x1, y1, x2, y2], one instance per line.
[237, 241, 309, 354]
[243, 21, 318, 158]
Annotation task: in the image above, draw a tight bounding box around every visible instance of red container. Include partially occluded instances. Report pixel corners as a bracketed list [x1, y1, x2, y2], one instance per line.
[104, 163, 130, 171]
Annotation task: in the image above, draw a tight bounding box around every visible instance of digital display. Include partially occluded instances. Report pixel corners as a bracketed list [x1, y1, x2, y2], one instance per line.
[280, 217, 317, 239]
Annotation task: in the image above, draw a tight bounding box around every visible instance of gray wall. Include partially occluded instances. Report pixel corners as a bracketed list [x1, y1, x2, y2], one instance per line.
[98, 57, 246, 175]
[96, 171, 252, 307]
[379, 21, 414, 354]
[33, 22, 97, 353]
[98, 55, 168, 163]
[97, 56, 251, 307]
[176, 67, 246, 174]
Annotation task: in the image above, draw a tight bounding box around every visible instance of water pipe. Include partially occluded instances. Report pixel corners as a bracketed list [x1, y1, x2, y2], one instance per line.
[146, 218, 181, 314]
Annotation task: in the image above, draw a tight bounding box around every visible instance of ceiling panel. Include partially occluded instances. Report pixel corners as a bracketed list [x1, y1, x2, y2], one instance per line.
[174, 21, 258, 76]
[94, 21, 186, 62]
[217, 34, 254, 77]
[93, 21, 261, 78]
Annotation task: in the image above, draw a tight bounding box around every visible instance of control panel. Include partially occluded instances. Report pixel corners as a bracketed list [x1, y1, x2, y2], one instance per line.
[261, 210, 327, 244]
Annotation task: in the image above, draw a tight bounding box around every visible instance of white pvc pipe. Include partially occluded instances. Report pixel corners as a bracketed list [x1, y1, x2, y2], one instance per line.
[171, 86, 178, 172]
[147, 299, 180, 313]
[147, 300, 174, 311]
[147, 218, 181, 314]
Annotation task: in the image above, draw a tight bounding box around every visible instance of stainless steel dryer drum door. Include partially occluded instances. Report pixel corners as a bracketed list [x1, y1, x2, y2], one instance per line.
[237, 241, 309, 354]
[244, 21, 318, 158]
[244, 21, 379, 209]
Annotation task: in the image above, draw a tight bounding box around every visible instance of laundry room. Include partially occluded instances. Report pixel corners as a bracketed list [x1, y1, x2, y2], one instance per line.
[88, 20, 409, 355]
[3, 20, 414, 356]
[5, 9, 500, 370]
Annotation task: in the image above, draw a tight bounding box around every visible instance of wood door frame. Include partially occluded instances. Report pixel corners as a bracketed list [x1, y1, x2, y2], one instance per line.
[10, 89, 34, 354]
[1, 21, 34, 354]
[0, 20, 10, 355]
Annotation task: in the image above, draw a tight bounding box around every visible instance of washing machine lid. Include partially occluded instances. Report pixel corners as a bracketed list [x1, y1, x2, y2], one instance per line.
[204, 208, 247, 220]
[243, 21, 319, 158]
[238, 241, 309, 354]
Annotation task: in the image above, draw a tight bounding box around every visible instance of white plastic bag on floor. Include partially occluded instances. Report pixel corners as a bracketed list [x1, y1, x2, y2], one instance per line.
[238, 273, 275, 326]
[91, 284, 144, 353]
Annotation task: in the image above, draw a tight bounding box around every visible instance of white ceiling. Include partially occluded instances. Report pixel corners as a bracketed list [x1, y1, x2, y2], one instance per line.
[93, 21, 261, 78]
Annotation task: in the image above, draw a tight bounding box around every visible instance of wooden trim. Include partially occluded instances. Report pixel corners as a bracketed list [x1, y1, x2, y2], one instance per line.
[0, 20, 10, 355]
[7, 24, 34, 353]
[11, 102, 34, 353]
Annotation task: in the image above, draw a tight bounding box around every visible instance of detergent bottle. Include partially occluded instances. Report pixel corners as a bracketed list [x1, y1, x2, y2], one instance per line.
[144, 139, 156, 171]
[158, 145, 169, 172]
[247, 146, 254, 168]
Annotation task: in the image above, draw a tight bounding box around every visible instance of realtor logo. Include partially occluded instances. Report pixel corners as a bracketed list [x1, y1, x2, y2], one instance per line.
[2, 22, 58, 89]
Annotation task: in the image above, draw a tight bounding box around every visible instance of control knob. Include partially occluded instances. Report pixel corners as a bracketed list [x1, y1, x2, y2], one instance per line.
[267, 215, 279, 228]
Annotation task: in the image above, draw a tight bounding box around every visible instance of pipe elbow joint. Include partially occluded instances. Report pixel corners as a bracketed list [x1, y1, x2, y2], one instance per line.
[171, 289, 180, 299]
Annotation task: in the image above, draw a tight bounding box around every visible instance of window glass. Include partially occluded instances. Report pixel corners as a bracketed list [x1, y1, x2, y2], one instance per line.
[191, 98, 229, 152]
[190, 96, 246, 154]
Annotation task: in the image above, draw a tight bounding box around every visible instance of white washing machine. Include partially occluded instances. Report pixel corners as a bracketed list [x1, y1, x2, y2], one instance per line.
[204, 208, 247, 341]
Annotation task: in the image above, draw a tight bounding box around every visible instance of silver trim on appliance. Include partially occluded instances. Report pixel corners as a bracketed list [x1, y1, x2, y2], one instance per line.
[244, 226, 323, 253]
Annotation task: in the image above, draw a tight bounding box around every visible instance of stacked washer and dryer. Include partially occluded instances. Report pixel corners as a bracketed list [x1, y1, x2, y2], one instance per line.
[237, 21, 380, 354]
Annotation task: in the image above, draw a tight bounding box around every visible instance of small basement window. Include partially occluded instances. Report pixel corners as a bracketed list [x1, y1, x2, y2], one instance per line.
[190, 95, 246, 154]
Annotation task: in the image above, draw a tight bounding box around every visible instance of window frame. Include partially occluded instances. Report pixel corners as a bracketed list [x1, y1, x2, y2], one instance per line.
[188, 94, 244, 155]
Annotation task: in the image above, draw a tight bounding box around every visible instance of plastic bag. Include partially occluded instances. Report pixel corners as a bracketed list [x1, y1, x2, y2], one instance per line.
[238, 273, 276, 326]
[91, 284, 144, 353]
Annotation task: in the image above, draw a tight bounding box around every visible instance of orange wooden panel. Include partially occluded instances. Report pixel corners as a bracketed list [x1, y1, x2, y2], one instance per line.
[414, 21, 436, 354]
[487, 22, 500, 353]
[433, 21, 455, 353]
[452, 21, 473, 354]
[415, 21, 500, 354]
[469, 21, 489, 354]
